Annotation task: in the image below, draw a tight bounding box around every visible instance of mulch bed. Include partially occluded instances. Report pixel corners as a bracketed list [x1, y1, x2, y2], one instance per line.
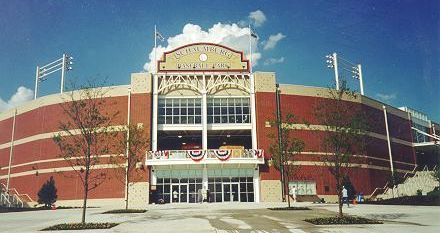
[305, 216, 383, 225]
[102, 209, 147, 214]
[41, 222, 119, 231]
[268, 206, 311, 211]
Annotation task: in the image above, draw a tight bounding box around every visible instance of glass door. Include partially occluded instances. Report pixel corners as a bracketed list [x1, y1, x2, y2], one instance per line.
[231, 183, 239, 202]
[171, 184, 179, 203]
[223, 183, 231, 202]
[223, 183, 240, 202]
[180, 184, 188, 203]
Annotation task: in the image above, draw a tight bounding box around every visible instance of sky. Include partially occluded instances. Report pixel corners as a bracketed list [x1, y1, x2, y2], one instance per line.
[0, 0, 438, 121]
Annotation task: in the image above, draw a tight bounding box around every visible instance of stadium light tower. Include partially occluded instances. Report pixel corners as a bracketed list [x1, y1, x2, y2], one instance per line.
[325, 52, 364, 95]
[34, 53, 74, 99]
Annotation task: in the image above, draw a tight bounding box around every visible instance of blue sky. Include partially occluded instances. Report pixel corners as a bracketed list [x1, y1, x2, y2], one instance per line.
[0, 0, 438, 121]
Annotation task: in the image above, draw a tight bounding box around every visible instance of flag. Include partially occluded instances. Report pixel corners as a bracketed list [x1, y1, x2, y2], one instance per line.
[156, 30, 165, 42]
[250, 26, 258, 39]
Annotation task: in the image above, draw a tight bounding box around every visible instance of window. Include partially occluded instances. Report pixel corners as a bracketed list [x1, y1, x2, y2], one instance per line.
[207, 97, 251, 124]
[158, 98, 202, 124]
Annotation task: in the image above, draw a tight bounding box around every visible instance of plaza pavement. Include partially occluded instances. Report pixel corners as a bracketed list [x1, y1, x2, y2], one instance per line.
[0, 202, 439, 233]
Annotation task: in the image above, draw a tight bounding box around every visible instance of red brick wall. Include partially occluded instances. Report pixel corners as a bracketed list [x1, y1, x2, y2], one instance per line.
[0, 93, 152, 201]
[256, 93, 416, 195]
[255, 92, 280, 180]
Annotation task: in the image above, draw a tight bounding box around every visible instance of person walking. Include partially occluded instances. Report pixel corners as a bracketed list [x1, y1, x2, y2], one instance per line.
[342, 186, 349, 207]
[290, 186, 297, 204]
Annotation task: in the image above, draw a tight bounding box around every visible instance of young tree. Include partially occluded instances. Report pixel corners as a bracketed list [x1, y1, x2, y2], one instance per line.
[37, 176, 58, 208]
[269, 113, 305, 208]
[53, 83, 119, 223]
[314, 81, 368, 217]
[110, 123, 148, 210]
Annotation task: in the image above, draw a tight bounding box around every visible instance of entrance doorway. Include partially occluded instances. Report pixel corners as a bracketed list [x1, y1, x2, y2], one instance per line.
[223, 183, 239, 202]
[171, 184, 188, 203]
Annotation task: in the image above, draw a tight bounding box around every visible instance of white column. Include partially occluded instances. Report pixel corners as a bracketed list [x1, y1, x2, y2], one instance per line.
[124, 87, 131, 206]
[152, 74, 158, 151]
[6, 109, 17, 191]
[151, 167, 157, 185]
[202, 165, 208, 190]
[253, 166, 260, 202]
[202, 75, 208, 150]
[383, 105, 394, 177]
[250, 74, 258, 149]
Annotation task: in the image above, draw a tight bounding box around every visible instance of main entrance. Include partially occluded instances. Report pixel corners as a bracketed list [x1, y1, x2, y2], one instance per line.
[152, 166, 257, 203]
[223, 182, 239, 202]
[171, 184, 188, 203]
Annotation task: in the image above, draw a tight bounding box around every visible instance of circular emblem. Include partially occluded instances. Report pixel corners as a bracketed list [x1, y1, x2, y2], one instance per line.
[199, 53, 208, 62]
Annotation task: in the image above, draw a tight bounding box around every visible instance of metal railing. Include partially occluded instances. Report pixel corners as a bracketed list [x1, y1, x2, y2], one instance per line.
[0, 182, 27, 208]
[147, 149, 264, 161]
[369, 165, 419, 199]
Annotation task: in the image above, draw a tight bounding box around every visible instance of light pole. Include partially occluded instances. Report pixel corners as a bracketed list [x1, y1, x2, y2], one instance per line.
[34, 53, 74, 99]
[326, 53, 364, 95]
[325, 53, 339, 90]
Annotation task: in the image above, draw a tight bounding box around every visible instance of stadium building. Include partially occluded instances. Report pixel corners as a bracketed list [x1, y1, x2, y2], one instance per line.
[0, 43, 438, 207]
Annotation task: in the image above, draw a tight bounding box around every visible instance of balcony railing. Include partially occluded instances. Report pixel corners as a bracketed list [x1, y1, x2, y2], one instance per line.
[146, 149, 264, 165]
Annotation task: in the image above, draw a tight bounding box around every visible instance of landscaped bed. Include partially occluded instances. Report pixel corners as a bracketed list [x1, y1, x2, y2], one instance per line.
[41, 223, 119, 231]
[305, 216, 383, 225]
[102, 209, 147, 214]
[268, 206, 311, 211]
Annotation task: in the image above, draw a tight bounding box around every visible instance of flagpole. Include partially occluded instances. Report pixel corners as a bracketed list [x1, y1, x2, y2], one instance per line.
[249, 24, 253, 73]
[154, 24, 157, 74]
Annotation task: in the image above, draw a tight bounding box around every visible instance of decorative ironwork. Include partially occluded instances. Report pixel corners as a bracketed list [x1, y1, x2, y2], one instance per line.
[157, 73, 250, 95]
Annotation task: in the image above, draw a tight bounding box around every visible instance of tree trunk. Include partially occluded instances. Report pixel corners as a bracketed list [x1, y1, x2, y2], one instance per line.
[338, 193, 343, 217]
[125, 171, 129, 210]
[81, 171, 89, 224]
[285, 171, 291, 208]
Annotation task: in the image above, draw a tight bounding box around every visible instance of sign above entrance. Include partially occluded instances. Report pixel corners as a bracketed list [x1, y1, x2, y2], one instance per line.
[157, 43, 249, 72]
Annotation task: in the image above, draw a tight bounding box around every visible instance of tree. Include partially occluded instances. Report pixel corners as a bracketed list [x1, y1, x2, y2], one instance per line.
[53, 83, 119, 223]
[269, 113, 305, 208]
[314, 81, 368, 217]
[110, 123, 148, 210]
[37, 176, 58, 208]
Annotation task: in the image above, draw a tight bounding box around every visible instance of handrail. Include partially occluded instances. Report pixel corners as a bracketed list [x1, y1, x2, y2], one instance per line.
[369, 182, 389, 198]
[370, 165, 418, 198]
[403, 165, 418, 179]
[0, 191, 12, 207]
[0, 181, 28, 207]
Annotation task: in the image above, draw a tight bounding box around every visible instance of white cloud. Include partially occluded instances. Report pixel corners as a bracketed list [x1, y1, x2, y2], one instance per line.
[0, 86, 34, 112]
[375, 93, 397, 103]
[144, 23, 261, 72]
[264, 57, 285, 65]
[249, 10, 267, 27]
[263, 33, 286, 50]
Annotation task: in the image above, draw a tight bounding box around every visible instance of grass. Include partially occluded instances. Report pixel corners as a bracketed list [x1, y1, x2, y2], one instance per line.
[102, 209, 147, 214]
[42, 222, 119, 231]
[268, 206, 311, 211]
[305, 216, 383, 225]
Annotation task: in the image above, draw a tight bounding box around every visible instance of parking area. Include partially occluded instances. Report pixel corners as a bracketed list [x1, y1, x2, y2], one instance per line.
[1, 202, 439, 233]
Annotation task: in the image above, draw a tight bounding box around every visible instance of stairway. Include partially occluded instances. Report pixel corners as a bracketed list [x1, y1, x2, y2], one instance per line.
[376, 166, 439, 200]
[0, 182, 33, 208]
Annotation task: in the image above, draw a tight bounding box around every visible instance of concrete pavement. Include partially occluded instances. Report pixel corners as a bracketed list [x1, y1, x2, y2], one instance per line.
[0, 202, 439, 233]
